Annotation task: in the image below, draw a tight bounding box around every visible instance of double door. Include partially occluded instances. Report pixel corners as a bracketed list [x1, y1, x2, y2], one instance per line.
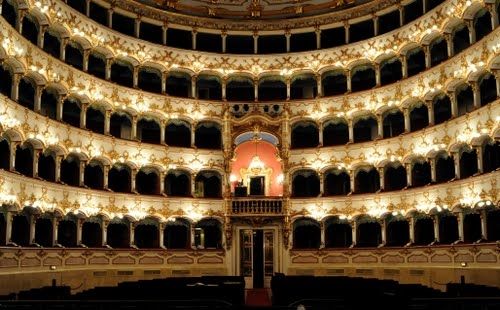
[240, 229, 274, 288]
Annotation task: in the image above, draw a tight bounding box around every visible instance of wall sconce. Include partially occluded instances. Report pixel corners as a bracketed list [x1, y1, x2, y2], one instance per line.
[460, 262, 467, 267]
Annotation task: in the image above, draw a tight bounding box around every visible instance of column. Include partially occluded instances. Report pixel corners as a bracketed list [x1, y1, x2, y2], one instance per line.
[378, 167, 385, 191]
[407, 215, 415, 244]
[316, 74, 322, 97]
[433, 215, 440, 243]
[423, 45, 431, 69]
[422, 0, 427, 13]
[253, 31, 258, 54]
[398, 5, 404, 26]
[344, 21, 350, 44]
[426, 100, 435, 125]
[400, 55, 408, 79]
[102, 220, 108, 246]
[286, 77, 291, 100]
[34, 86, 42, 113]
[134, 18, 141, 38]
[37, 25, 47, 49]
[192, 28, 197, 50]
[162, 24, 168, 45]
[475, 146, 484, 174]
[494, 71, 500, 98]
[405, 163, 412, 187]
[350, 219, 357, 246]
[479, 210, 488, 240]
[60, 38, 68, 62]
[129, 222, 135, 247]
[466, 20, 476, 44]
[346, 70, 352, 92]
[488, 4, 499, 28]
[319, 221, 325, 248]
[103, 165, 110, 189]
[349, 170, 355, 193]
[379, 219, 386, 246]
[159, 172, 166, 195]
[8, 142, 17, 171]
[5, 212, 13, 245]
[191, 173, 197, 197]
[191, 75, 197, 99]
[373, 15, 379, 36]
[221, 77, 227, 100]
[104, 110, 111, 135]
[107, 8, 113, 28]
[76, 218, 84, 246]
[315, 27, 321, 49]
[221, 31, 227, 53]
[403, 107, 410, 132]
[318, 124, 323, 146]
[159, 223, 165, 248]
[444, 33, 453, 58]
[253, 78, 258, 101]
[448, 91, 458, 117]
[160, 121, 166, 144]
[191, 124, 196, 148]
[85, 0, 91, 16]
[55, 155, 62, 182]
[348, 119, 354, 143]
[453, 152, 460, 179]
[52, 216, 59, 246]
[190, 224, 196, 248]
[285, 30, 291, 52]
[376, 114, 383, 138]
[11, 73, 20, 101]
[318, 172, 324, 196]
[29, 214, 37, 245]
[131, 116, 137, 140]
[161, 71, 168, 94]
[429, 157, 437, 182]
[456, 211, 464, 242]
[56, 95, 64, 121]
[471, 83, 481, 109]
[131, 169, 137, 193]
[16, 9, 26, 33]
[33, 149, 40, 178]
[80, 103, 87, 128]
[133, 66, 139, 89]
[79, 161, 86, 186]
[105, 58, 112, 80]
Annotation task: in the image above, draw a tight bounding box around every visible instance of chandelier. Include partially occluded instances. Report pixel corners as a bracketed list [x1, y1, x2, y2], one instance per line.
[248, 133, 265, 174]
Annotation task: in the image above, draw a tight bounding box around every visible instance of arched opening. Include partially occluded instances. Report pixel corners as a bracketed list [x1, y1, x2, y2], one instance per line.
[291, 121, 319, 148]
[88, 53, 106, 79]
[382, 109, 404, 138]
[34, 217, 52, 247]
[37, 151, 56, 181]
[324, 169, 350, 196]
[226, 77, 254, 101]
[166, 72, 191, 98]
[84, 161, 104, 189]
[406, 48, 426, 77]
[0, 140, 11, 170]
[110, 61, 133, 87]
[463, 212, 481, 243]
[351, 65, 376, 92]
[135, 221, 159, 248]
[196, 75, 222, 100]
[479, 74, 496, 106]
[433, 94, 452, 125]
[18, 78, 36, 110]
[430, 37, 448, 66]
[321, 71, 347, 96]
[435, 153, 455, 183]
[324, 217, 352, 248]
[290, 74, 317, 100]
[293, 218, 320, 249]
[474, 9, 493, 42]
[292, 170, 320, 197]
[354, 167, 380, 194]
[486, 209, 500, 241]
[138, 67, 162, 94]
[258, 35, 286, 54]
[112, 13, 135, 37]
[453, 25, 470, 54]
[67, 0, 86, 13]
[82, 221, 102, 247]
[482, 141, 500, 173]
[11, 214, 30, 246]
[380, 58, 403, 85]
[165, 170, 191, 197]
[61, 155, 80, 186]
[353, 116, 378, 142]
[197, 33, 222, 53]
[42, 31, 60, 58]
[107, 221, 130, 248]
[194, 171, 222, 198]
[0, 0, 17, 27]
[349, 19, 374, 43]
[136, 168, 160, 195]
[21, 15, 38, 45]
[438, 213, 458, 244]
[411, 160, 431, 187]
[459, 149, 478, 178]
[195, 219, 222, 249]
[164, 218, 190, 249]
[357, 220, 381, 247]
[258, 77, 286, 101]
[379, 10, 401, 34]
[386, 217, 409, 246]
[290, 32, 316, 52]
[58, 219, 77, 247]
[409, 102, 429, 131]
[137, 118, 161, 144]
[0, 65, 12, 97]
[457, 84, 474, 116]
[110, 112, 132, 140]
[15, 144, 34, 177]
[40, 88, 58, 120]
[88, 2, 107, 25]
[165, 120, 191, 147]
[384, 163, 407, 191]
[65, 42, 84, 70]
[108, 164, 132, 193]
[62, 98, 81, 127]
[195, 122, 221, 150]
[323, 119, 349, 146]
[166, 28, 192, 50]
[85, 106, 105, 134]
[414, 216, 435, 245]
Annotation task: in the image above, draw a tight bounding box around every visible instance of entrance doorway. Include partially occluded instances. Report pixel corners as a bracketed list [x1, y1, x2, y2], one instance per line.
[249, 176, 265, 196]
[240, 229, 274, 288]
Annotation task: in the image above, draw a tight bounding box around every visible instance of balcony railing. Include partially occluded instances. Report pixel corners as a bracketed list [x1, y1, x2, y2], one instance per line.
[231, 198, 283, 215]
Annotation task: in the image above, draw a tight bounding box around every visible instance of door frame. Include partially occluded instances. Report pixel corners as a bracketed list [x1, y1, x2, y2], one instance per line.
[233, 224, 282, 289]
